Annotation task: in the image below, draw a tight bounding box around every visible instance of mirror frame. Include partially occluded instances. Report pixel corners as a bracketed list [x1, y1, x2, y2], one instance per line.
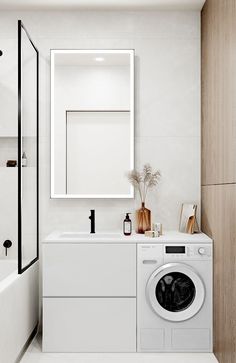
[50, 49, 134, 199]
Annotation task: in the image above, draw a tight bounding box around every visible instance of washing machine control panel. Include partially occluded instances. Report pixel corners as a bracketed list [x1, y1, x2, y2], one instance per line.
[198, 247, 207, 255]
[138, 244, 212, 262]
[163, 244, 212, 260]
[188, 245, 212, 258]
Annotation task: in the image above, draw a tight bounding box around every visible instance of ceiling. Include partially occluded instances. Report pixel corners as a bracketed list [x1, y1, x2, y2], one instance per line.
[0, 0, 206, 11]
[55, 52, 130, 67]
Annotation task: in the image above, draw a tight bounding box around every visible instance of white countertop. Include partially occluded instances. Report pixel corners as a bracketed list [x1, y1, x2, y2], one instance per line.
[44, 230, 212, 244]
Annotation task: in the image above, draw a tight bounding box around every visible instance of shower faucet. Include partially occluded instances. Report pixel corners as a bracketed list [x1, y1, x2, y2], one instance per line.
[89, 210, 95, 234]
[3, 240, 12, 256]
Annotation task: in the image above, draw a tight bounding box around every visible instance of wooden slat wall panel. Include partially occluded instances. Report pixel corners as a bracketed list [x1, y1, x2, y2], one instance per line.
[202, 185, 236, 363]
[202, 1, 236, 362]
[201, 0, 236, 185]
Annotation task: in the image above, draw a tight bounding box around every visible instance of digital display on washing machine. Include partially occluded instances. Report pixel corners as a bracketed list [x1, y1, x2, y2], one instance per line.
[165, 246, 185, 254]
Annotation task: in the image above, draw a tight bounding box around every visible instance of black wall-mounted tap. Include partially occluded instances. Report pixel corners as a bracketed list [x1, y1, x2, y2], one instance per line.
[89, 210, 95, 234]
[3, 240, 12, 256]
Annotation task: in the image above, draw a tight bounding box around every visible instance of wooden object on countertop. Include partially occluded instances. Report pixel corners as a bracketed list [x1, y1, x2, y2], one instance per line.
[179, 204, 199, 234]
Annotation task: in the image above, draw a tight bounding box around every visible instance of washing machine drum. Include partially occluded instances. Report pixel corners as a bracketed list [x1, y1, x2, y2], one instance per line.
[146, 263, 205, 322]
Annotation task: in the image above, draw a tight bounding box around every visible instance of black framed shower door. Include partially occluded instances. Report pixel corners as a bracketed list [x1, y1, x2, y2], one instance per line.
[18, 20, 39, 274]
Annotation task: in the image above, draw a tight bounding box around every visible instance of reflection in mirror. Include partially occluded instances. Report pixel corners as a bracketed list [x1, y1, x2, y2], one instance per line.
[51, 50, 134, 198]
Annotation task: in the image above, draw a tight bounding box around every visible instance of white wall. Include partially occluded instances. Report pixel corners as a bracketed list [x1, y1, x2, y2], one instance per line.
[0, 10, 200, 240]
[0, 168, 17, 259]
[66, 111, 131, 195]
[0, 30, 18, 258]
[53, 64, 130, 194]
[0, 21, 38, 260]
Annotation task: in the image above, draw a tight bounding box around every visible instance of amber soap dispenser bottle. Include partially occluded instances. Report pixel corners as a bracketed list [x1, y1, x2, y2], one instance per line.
[123, 213, 132, 236]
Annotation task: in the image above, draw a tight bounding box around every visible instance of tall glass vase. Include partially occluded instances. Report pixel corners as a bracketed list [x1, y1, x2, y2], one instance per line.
[136, 202, 151, 234]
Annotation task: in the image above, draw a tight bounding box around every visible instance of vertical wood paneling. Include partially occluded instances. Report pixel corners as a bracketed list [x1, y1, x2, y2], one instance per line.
[202, 1, 236, 362]
[202, 185, 236, 363]
[201, 0, 236, 185]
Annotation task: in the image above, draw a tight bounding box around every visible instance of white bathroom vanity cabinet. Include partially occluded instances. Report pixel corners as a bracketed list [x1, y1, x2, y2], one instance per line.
[42, 236, 137, 352]
[42, 231, 212, 353]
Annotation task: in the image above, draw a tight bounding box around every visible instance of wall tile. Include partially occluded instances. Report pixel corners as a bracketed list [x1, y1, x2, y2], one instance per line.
[135, 136, 200, 229]
[0, 10, 200, 242]
[132, 11, 200, 39]
[134, 37, 200, 138]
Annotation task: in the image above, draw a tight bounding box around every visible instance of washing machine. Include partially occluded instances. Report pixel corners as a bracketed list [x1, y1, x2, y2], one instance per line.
[137, 242, 212, 352]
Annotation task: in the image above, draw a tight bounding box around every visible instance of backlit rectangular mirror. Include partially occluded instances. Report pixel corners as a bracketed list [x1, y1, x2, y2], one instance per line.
[51, 50, 134, 198]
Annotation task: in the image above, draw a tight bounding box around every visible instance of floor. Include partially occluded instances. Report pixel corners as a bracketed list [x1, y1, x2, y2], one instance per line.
[20, 335, 219, 363]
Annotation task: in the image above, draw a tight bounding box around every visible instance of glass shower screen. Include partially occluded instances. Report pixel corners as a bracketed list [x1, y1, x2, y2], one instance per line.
[18, 20, 39, 273]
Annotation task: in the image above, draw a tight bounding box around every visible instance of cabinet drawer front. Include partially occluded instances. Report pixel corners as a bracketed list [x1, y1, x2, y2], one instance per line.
[43, 243, 136, 296]
[43, 298, 136, 352]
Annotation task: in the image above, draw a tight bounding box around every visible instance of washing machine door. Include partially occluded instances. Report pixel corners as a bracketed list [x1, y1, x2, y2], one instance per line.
[146, 263, 205, 322]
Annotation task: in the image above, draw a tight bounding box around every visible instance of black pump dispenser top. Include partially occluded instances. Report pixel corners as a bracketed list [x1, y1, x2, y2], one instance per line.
[125, 213, 131, 220]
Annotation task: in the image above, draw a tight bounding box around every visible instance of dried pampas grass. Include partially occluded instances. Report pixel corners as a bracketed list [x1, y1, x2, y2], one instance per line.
[127, 164, 161, 203]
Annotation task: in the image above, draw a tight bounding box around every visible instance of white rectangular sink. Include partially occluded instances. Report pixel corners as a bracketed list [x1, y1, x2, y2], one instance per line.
[43, 231, 213, 244]
[59, 232, 122, 239]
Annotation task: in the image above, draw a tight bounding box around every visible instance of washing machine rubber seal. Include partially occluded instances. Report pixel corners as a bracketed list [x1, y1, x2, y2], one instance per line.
[146, 262, 205, 322]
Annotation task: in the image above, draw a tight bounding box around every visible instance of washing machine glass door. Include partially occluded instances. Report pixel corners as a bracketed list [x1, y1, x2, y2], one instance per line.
[146, 263, 205, 322]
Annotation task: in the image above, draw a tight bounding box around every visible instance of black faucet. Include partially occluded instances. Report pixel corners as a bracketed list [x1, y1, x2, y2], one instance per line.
[89, 210, 95, 234]
[3, 240, 12, 256]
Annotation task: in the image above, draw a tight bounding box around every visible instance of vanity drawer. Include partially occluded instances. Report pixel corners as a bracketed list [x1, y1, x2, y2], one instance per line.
[43, 297, 136, 352]
[43, 243, 136, 297]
